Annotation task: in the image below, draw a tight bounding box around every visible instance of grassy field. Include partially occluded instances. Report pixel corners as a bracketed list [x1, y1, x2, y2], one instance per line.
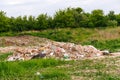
[0, 27, 120, 79]
[0, 53, 120, 80]
[1, 27, 120, 52]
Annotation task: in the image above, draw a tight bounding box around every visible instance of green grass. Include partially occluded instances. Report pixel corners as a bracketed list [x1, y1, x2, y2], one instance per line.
[64, 57, 120, 80]
[82, 39, 120, 52]
[1, 27, 120, 79]
[1, 27, 120, 52]
[0, 53, 12, 61]
[0, 54, 120, 80]
[0, 57, 69, 80]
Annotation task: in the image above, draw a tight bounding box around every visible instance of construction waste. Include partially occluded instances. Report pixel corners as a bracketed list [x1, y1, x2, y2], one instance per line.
[7, 42, 107, 61]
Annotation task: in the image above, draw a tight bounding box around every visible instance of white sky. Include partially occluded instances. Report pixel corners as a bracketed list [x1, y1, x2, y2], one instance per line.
[0, 0, 120, 17]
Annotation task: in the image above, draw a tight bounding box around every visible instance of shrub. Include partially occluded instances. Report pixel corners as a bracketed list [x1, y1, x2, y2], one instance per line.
[106, 20, 118, 27]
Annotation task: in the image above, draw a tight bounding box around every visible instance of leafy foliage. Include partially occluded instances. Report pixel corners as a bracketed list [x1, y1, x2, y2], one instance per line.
[0, 7, 120, 32]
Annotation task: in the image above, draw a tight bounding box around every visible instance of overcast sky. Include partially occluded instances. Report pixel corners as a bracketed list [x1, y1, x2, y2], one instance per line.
[0, 0, 120, 17]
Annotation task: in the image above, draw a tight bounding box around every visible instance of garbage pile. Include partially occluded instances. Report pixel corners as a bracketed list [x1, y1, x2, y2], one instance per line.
[7, 42, 103, 61]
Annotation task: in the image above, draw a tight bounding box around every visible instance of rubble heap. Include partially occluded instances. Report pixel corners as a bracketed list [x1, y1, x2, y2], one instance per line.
[7, 42, 103, 61]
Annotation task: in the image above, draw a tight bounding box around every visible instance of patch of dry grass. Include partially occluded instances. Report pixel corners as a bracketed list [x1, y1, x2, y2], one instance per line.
[91, 27, 120, 41]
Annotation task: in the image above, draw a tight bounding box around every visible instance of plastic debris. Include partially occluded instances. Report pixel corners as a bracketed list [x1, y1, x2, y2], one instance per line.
[7, 41, 104, 61]
[63, 53, 69, 59]
[102, 50, 110, 55]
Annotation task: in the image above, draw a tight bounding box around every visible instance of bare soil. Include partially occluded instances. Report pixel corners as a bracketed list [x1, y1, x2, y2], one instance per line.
[0, 35, 51, 53]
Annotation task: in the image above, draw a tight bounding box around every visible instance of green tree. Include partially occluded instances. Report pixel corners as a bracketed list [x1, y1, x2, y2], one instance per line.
[73, 8, 84, 27]
[106, 20, 117, 27]
[54, 8, 76, 28]
[13, 16, 24, 32]
[116, 14, 120, 26]
[8, 17, 16, 31]
[0, 11, 9, 32]
[76, 12, 90, 27]
[28, 15, 37, 30]
[90, 9, 106, 27]
[36, 14, 50, 30]
[107, 11, 116, 20]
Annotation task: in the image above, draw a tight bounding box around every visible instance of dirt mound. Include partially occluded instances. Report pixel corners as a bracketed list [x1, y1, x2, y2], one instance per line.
[0, 35, 51, 47]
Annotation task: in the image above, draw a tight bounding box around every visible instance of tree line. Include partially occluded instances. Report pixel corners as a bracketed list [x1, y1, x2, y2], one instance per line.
[0, 7, 120, 32]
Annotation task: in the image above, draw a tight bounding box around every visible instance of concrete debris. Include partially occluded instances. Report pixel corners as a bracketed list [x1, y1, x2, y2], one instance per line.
[7, 41, 105, 61]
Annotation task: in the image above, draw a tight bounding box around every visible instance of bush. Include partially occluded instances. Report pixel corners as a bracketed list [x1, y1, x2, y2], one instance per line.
[106, 20, 118, 27]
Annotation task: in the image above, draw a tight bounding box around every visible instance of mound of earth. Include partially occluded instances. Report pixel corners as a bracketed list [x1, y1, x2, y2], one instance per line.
[0, 35, 51, 47]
